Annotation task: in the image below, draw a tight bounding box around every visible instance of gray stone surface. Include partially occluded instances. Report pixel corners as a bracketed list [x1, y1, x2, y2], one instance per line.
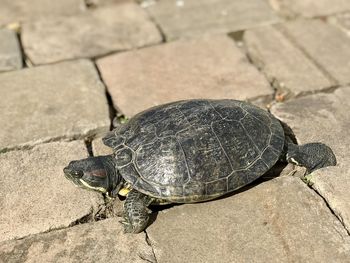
[0, 141, 104, 242]
[0, 0, 85, 26]
[243, 24, 333, 99]
[271, 87, 350, 233]
[0, 59, 109, 152]
[0, 219, 156, 263]
[22, 3, 162, 65]
[97, 35, 273, 117]
[145, 0, 279, 40]
[268, 0, 350, 18]
[0, 28, 22, 72]
[281, 19, 350, 85]
[147, 177, 350, 263]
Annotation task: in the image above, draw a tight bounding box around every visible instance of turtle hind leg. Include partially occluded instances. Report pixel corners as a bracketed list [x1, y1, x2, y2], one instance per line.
[121, 189, 153, 234]
[286, 142, 337, 173]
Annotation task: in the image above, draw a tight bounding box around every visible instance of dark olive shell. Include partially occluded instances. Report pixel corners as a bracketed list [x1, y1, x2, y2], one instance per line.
[103, 99, 285, 202]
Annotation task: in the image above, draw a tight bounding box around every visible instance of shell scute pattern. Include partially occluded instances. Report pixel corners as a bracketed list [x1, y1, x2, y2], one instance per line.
[106, 100, 285, 201]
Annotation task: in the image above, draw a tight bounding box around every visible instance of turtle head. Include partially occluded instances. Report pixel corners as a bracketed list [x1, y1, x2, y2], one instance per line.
[63, 155, 122, 195]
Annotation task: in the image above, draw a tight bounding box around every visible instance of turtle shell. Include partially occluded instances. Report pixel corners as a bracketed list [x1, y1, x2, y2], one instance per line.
[103, 99, 285, 202]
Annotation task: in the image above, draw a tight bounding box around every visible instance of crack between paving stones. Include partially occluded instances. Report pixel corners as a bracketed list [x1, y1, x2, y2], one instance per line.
[226, 32, 276, 107]
[141, 5, 166, 43]
[91, 60, 117, 131]
[238, 29, 344, 105]
[301, 178, 350, 236]
[15, 27, 34, 68]
[0, 131, 105, 155]
[144, 230, 159, 263]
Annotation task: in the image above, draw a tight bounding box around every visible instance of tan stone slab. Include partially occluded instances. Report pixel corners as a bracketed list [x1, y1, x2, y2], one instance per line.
[97, 35, 273, 117]
[0, 0, 85, 26]
[145, 0, 279, 40]
[271, 87, 350, 232]
[22, 3, 162, 65]
[243, 25, 333, 98]
[280, 19, 350, 85]
[0, 141, 104, 242]
[0, 59, 109, 152]
[269, 0, 350, 18]
[328, 12, 350, 35]
[92, 137, 113, 156]
[147, 177, 350, 263]
[0, 219, 156, 263]
[0, 28, 22, 72]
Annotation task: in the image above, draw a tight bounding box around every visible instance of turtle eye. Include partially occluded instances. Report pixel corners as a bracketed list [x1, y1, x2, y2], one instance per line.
[72, 170, 83, 178]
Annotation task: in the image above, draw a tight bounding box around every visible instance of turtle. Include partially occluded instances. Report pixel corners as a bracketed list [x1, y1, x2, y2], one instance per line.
[63, 99, 336, 233]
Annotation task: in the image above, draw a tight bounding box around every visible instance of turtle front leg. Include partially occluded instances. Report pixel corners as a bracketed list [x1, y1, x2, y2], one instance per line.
[121, 189, 153, 233]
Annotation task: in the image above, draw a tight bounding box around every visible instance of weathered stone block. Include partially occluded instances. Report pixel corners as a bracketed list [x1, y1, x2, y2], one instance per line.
[0, 28, 22, 72]
[147, 177, 350, 263]
[271, 87, 350, 233]
[0, 59, 109, 152]
[22, 3, 162, 64]
[145, 0, 279, 40]
[269, 0, 350, 18]
[92, 137, 113, 156]
[0, 219, 155, 262]
[0, 141, 104, 242]
[281, 19, 350, 85]
[243, 24, 333, 98]
[0, 0, 85, 26]
[97, 35, 273, 117]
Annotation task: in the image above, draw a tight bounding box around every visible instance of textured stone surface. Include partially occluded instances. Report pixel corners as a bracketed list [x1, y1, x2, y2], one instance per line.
[269, 0, 350, 18]
[22, 3, 162, 65]
[97, 35, 273, 116]
[0, 141, 104, 242]
[271, 87, 350, 233]
[328, 12, 350, 35]
[0, 59, 109, 152]
[0, 28, 22, 72]
[147, 177, 350, 263]
[92, 137, 113, 156]
[0, 0, 85, 26]
[0, 219, 156, 263]
[145, 0, 279, 40]
[281, 19, 350, 85]
[243, 24, 333, 98]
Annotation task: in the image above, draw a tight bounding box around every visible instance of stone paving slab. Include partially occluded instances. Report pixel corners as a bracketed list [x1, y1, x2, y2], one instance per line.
[269, 0, 350, 18]
[0, 59, 109, 152]
[271, 87, 350, 233]
[147, 176, 350, 263]
[145, 0, 279, 40]
[92, 137, 114, 156]
[0, 219, 156, 263]
[328, 12, 350, 35]
[281, 19, 350, 85]
[21, 2, 162, 65]
[97, 35, 273, 117]
[0, 0, 85, 26]
[0, 141, 104, 242]
[0, 28, 22, 72]
[243, 24, 333, 98]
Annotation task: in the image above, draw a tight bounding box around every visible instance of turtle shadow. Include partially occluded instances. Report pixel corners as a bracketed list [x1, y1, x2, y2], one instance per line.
[145, 161, 289, 229]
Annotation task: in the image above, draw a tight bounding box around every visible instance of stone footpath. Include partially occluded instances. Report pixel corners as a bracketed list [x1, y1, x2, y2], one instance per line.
[1, 0, 350, 262]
